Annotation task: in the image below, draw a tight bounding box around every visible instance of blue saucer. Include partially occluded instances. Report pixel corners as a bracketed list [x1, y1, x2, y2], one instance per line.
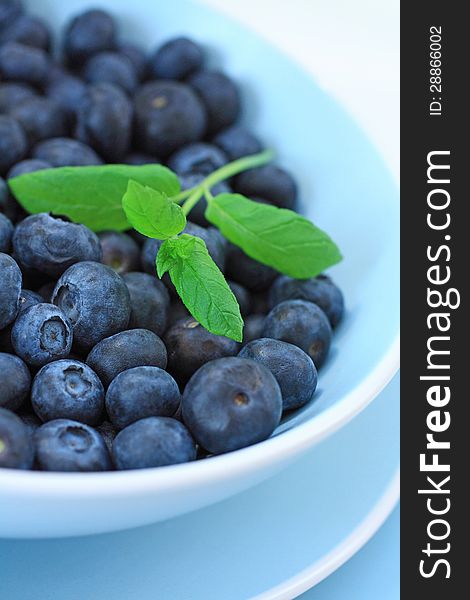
[0, 375, 399, 599]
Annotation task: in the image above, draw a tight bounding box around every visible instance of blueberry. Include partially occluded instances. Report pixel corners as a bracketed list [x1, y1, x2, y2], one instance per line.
[148, 37, 203, 80]
[164, 317, 239, 384]
[86, 328, 167, 387]
[20, 412, 41, 435]
[0, 213, 13, 252]
[112, 416, 196, 470]
[134, 81, 207, 157]
[11, 303, 73, 367]
[228, 281, 251, 316]
[74, 82, 133, 162]
[98, 231, 140, 275]
[0, 252, 21, 329]
[13, 213, 102, 277]
[0, 288, 41, 353]
[189, 69, 240, 134]
[64, 9, 116, 67]
[168, 142, 228, 176]
[106, 366, 180, 430]
[35, 418, 111, 472]
[0, 407, 34, 470]
[7, 158, 52, 180]
[0, 0, 23, 31]
[124, 152, 159, 165]
[182, 356, 282, 454]
[37, 281, 55, 302]
[10, 97, 68, 145]
[32, 137, 103, 167]
[0, 14, 51, 50]
[0, 81, 36, 112]
[213, 125, 262, 161]
[263, 299, 332, 368]
[239, 338, 317, 411]
[52, 261, 131, 350]
[95, 419, 116, 453]
[45, 73, 87, 122]
[118, 43, 147, 80]
[0, 352, 31, 411]
[235, 165, 298, 210]
[31, 359, 104, 425]
[84, 51, 138, 95]
[226, 244, 277, 292]
[166, 297, 190, 329]
[269, 274, 344, 328]
[178, 172, 231, 227]
[242, 314, 266, 345]
[0, 41, 49, 86]
[0, 114, 27, 175]
[123, 272, 170, 336]
[18, 288, 42, 312]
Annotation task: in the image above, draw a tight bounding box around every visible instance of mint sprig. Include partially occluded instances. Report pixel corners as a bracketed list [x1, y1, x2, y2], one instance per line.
[9, 150, 343, 341]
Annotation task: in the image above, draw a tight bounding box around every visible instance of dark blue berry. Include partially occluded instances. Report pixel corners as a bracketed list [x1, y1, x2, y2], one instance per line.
[0, 407, 34, 470]
[18, 288, 42, 312]
[84, 51, 138, 94]
[182, 356, 282, 454]
[0, 212, 13, 252]
[75, 82, 133, 162]
[7, 158, 51, 179]
[168, 142, 228, 176]
[213, 125, 262, 160]
[95, 419, 116, 453]
[10, 96, 68, 145]
[226, 243, 277, 292]
[20, 412, 41, 435]
[0, 14, 51, 50]
[123, 272, 170, 336]
[64, 9, 116, 67]
[0, 81, 36, 112]
[118, 43, 147, 80]
[263, 299, 332, 368]
[98, 231, 140, 275]
[11, 303, 73, 367]
[106, 366, 180, 430]
[13, 213, 102, 277]
[86, 328, 167, 387]
[52, 261, 131, 351]
[0, 252, 21, 329]
[235, 165, 298, 210]
[0, 114, 27, 175]
[0, 41, 49, 86]
[124, 152, 159, 166]
[31, 359, 104, 425]
[32, 137, 103, 167]
[189, 69, 240, 134]
[239, 338, 317, 411]
[45, 73, 87, 122]
[166, 298, 190, 329]
[0, 352, 30, 411]
[0, 0, 23, 31]
[228, 281, 251, 316]
[242, 314, 266, 345]
[269, 274, 344, 328]
[148, 37, 203, 80]
[35, 418, 111, 471]
[36, 281, 55, 302]
[134, 81, 207, 157]
[112, 416, 196, 470]
[164, 317, 239, 384]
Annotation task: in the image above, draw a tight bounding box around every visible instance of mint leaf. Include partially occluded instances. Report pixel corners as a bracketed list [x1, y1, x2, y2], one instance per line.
[205, 193, 342, 278]
[9, 164, 180, 232]
[157, 234, 243, 342]
[122, 180, 186, 239]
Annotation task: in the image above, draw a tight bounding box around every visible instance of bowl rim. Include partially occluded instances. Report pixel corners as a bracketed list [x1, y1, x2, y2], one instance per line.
[0, 335, 399, 495]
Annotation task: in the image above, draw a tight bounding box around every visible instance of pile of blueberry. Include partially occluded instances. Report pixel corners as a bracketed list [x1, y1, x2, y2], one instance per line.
[0, 2, 344, 472]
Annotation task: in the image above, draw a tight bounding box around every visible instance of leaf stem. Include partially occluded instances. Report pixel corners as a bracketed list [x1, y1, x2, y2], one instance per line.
[171, 188, 193, 203]
[181, 188, 204, 216]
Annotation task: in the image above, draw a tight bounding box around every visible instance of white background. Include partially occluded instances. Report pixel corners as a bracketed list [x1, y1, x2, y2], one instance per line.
[200, 0, 400, 181]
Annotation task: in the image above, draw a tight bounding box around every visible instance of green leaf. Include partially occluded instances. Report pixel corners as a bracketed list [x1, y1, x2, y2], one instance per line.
[205, 193, 342, 278]
[122, 180, 186, 239]
[9, 164, 180, 232]
[157, 234, 243, 342]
